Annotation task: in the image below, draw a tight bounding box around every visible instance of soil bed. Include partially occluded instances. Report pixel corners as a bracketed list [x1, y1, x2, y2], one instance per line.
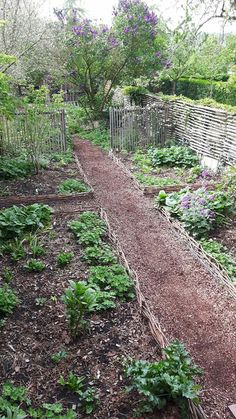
[0, 159, 90, 197]
[0, 209, 178, 418]
[113, 151, 219, 192]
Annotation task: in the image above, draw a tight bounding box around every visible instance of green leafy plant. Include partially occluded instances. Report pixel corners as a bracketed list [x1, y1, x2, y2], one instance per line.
[88, 264, 135, 301]
[200, 238, 236, 282]
[51, 150, 74, 165]
[5, 239, 26, 262]
[125, 341, 203, 414]
[62, 281, 96, 337]
[29, 236, 45, 258]
[2, 268, 13, 283]
[51, 349, 68, 364]
[82, 245, 117, 265]
[24, 259, 45, 272]
[0, 158, 34, 180]
[135, 173, 179, 187]
[35, 297, 47, 307]
[156, 187, 233, 238]
[0, 382, 30, 418]
[68, 212, 106, 243]
[58, 373, 98, 415]
[58, 179, 90, 194]
[0, 204, 53, 240]
[148, 146, 199, 168]
[57, 252, 74, 267]
[0, 286, 19, 316]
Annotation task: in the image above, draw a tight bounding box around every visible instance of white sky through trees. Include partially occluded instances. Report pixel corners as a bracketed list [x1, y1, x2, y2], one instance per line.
[40, 0, 236, 33]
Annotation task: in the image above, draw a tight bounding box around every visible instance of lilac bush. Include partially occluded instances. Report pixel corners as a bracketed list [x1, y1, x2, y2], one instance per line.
[55, 1, 163, 119]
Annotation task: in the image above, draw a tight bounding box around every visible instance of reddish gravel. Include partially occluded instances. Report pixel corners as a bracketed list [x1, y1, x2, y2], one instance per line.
[74, 138, 236, 419]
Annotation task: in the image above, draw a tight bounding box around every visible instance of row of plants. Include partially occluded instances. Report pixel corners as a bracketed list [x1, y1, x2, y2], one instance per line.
[0, 205, 203, 417]
[155, 167, 236, 284]
[0, 150, 90, 197]
[120, 145, 217, 189]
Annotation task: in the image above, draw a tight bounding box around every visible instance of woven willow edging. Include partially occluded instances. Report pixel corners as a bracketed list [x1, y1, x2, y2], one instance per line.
[158, 207, 236, 299]
[100, 207, 207, 419]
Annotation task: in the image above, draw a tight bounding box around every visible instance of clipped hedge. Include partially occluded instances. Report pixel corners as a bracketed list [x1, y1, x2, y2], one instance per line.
[160, 78, 236, 107]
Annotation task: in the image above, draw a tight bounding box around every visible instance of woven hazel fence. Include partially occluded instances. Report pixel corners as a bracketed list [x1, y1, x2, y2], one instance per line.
[143, 94, 236, 165]
[0, 109, 66, 156]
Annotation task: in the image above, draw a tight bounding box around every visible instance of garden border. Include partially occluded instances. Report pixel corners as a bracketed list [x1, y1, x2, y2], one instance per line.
[0, 152, 94, 209]
[158, 207, 236, 299]
[108, 150, 214, 197]
[100, 207, 207, 419]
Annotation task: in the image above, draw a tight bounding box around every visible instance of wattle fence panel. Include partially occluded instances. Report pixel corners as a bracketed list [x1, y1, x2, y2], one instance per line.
[142, 94, 236, 165]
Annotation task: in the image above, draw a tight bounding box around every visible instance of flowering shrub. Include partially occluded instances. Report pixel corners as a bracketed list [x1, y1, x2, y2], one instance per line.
[55, 0, 162, 119]
[156, 187, 233, 238]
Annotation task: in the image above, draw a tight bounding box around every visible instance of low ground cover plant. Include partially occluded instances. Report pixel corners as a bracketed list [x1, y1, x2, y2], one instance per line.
[57, 251, 74, 267]
[82, 244, 117, 265]
[2, 267, 13, 283]
[58, 179, 90, 194]
[0, 204, 53, 240]
[0, 157, 35, 180]
[0, 285, 19, 317]
[148, 146, 199, 168]
[51, 349, 68, 364]
[156, 187, 233, 238]
[68, 212, 106, 246]
[88, 264, 135, 301]
[200, 239, 236, 282]
[59, 372, 98, 415]
[24, 259, 46, 272]
[125, 340, 202, 415]
[135, 173, 180, 187]
[0, 381, 76, 418]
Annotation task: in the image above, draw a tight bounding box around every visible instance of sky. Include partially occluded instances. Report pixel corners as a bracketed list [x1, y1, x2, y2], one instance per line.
[40, 0, 236, 33]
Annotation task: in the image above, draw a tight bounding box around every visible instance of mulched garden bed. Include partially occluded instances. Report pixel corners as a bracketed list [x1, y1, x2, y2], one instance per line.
[111, 151, 219, 196]
[0, 209, 179, 418]
[0, 159, 91, 198]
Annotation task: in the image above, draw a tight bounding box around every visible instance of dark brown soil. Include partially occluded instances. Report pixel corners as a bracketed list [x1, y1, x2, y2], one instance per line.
[74, 138, 236, 419]
[0, 211, 178, 418]
[115, 151, 219, 188]
[0, 161, 89, 197]
[211, 216, 236, 259]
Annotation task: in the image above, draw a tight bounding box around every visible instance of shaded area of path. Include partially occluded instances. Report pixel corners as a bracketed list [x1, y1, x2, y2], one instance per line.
[74, 138, 236, 418]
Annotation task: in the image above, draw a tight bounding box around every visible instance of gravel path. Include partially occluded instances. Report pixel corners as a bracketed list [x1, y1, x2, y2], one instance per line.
[74, 138, 236, 418]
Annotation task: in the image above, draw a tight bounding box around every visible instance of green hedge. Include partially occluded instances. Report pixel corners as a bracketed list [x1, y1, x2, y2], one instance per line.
[148, 93, 236, 114]
[160, 78, 236, 107]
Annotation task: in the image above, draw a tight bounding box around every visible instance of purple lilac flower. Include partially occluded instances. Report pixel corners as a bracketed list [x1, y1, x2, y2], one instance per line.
[198, 198, 206, 205]
[124, 27, 129, 33]
[155, 51, 161, 58]
[164, 59, 172, 69]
